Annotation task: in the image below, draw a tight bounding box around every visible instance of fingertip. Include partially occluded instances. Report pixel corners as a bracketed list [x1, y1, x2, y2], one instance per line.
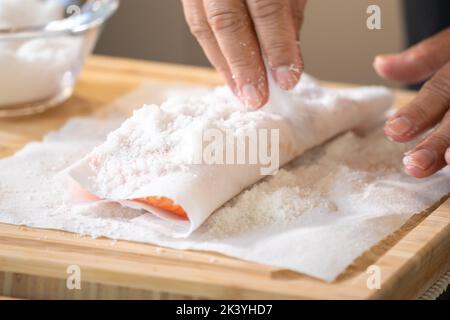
[273, 65, 301, 90]
[239, 82, 268, 110]
[383, 115, 416, 142]
[402, 148, 438, 178]
[374, 50, 433, 83]
[403, 165, 428, 178]
[383, 128, 414, 143]
[373, 54, 397, 79]
[373, 54, 386, 69]
[403, 160, 431, 178]
[445, 148, 450, 165]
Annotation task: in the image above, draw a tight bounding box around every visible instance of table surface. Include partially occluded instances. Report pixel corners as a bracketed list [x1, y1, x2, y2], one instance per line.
[0, 55, 449, 299]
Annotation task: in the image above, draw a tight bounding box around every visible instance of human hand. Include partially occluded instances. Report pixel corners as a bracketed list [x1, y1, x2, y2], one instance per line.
[374, 28, 450, 178]
[181, 0, 306, 109]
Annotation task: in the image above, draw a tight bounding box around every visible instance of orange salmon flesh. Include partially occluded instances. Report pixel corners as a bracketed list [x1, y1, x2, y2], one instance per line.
[133, 196, 188, 220]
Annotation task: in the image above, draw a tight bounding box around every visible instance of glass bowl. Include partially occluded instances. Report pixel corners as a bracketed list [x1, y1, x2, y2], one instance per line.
[0, 0, 119, 117]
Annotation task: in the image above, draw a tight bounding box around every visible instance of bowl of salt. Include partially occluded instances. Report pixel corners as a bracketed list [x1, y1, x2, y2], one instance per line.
[0, 0, 119, 117]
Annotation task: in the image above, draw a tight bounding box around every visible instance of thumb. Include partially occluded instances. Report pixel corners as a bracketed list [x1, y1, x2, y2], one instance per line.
[373, 28, 450, 84]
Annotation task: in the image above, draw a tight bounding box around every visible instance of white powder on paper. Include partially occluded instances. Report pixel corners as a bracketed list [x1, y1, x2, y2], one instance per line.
[203, 169, 321, 236]
[0, 0, 82, 106]
[201, 128, 411, 237]
[0, 83, 449, 282]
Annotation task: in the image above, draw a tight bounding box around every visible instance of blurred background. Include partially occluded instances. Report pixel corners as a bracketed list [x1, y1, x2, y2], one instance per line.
[94, 0, 444, 87]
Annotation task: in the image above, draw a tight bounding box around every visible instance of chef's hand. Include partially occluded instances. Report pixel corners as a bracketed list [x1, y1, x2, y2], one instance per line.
[374, 28, 450, 178]
[181, 0, 306, 109]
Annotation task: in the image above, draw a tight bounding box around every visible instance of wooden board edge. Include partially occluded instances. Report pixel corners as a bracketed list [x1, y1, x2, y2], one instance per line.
[368, 199, 450, 299]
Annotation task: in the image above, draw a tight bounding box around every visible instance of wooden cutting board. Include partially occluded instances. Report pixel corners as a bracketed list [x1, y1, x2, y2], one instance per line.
[0, 55, 449, 299]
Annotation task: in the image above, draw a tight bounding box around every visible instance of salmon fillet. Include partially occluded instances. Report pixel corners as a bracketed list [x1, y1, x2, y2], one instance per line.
[133, 196, 188, 220]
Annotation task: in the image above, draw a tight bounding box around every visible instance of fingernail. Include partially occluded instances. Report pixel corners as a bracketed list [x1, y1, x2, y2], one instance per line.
[274, 65, 298, 90]
[445, 148, 450, 164]
[373, 55, 388, 74]
[240, 84, 262, 109]
[384, 116, 414, 136]
[403, 149, 436, 171]
[375, 54, 399, 64]
[373, 55, 384, 67]
[375, 54, 392, 62]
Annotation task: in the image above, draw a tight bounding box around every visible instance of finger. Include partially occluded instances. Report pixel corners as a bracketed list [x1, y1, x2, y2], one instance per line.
[247, 0, 303, 90]
[374, 28, 450, 83]
[403, 109, 450, 178]
[384, 61, 450, 142]
[182, 0, 237, 94]
[204, 0, 268, 109]
[290, 0, 307, 41]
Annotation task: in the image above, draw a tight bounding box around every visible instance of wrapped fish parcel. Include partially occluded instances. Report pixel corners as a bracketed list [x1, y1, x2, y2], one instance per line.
[65, 75, 393, 237]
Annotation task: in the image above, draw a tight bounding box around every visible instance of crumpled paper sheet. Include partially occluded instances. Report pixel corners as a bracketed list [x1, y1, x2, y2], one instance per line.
[0, 83, 449, 282]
